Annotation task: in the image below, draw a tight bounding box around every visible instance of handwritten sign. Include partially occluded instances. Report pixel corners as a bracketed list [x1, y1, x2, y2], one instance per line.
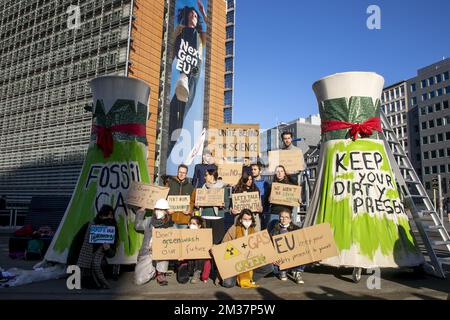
[152, 229, 213, 260]
[126, 182, 169, 209]
[195, 188, 225, 207]
[269, 182, 301, 207]
[208, 124, 260, 158]
[211, 230, 278, 279]
[88, 225, 116, 244]
[218, 163, 242, 186]
[272, 223, 338, 270]
[268, 149, 305, 173]
[232, 192, 261, 212]
[167, 195, 191, 212]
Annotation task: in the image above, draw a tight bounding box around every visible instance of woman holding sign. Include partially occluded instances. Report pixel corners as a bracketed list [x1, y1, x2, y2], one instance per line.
[67, 205, 118, 289]
[264, 165, 297, 232]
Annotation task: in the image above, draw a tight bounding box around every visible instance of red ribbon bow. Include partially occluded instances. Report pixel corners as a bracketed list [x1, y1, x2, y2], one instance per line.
[321, 117, 382, 140]
[93, 124, 146, 158]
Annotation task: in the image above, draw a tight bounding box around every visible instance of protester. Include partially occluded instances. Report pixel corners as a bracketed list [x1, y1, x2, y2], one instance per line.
[251, 162, 270, 214]
[176, 216, 210, 284]
[67, 205, 119, 289]
[166, 164, 194, 229]
[220, 209, 273, 288]
[192, 149, 218, 188]
[280, 131, 299, 150]
[242, 157, 252, 176]
[270, 209, 305, 284]
[134, 199, 174, 286]
[189, 168, 230, 244]
[264, 165, 297, 232]
[230, 172, 262, 231]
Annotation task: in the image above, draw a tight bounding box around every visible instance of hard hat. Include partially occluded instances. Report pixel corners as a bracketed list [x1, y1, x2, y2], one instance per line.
[154, 198, 170, 210]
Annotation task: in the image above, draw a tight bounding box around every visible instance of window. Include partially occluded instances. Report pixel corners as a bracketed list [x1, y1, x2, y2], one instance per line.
[448, 148, 450, 156]
[227, 0, 234, 9]
[446, 86, 450, 94]
[425, 167, 430, 175]
[423, 136, 428, 144]
[421, 79, 427, 88]
[428, 120, 434, 128]
[226, 41, 233, 55]
[446, 132, 450, 140]
[224, 91, 232, 106]
[444, 100, 449, 109]
[438, 133, 444, 142]
[226, 11, 234, 24]
[420, 107, 426, 115]
[435, 102, 441, 111]
[428, 77, 435, 86]
[423, 151, 429, 160]
[437, 88, 443, 96]
[401, 86, 405, 96]
[431, 150, 437, 158]
[412, 97, 417, 105]
[437, 118, 443, 126]
[224, 107, 232, 123]
[444, 72, 449, 81]
[440, 165, 446, 173]
[432, 166, 438, 174]
[395, 87, 400, 97]
[226, 26, 233, 39]
[429, 91, 435, 99]
[225, 57, 233, 72]
[428, 105, 434, 113]
[422, 93, 428, 101]
[421, 122, 427, 130]
[436, 74, 442, 83]
[411, 83, 416, 92]
[439, 149, 445, 157]
[225, 74, 233, 89]
[430, 135, 436, 143]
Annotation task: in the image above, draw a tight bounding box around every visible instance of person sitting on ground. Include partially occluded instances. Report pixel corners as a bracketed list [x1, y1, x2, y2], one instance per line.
[134, 199, 174, 286]
[67, 205, 119, 289]
[219, 209, 273, 288]
[270, 209, 305, 284]
[24, 232, 44, 261]
[176, 216, 211, 284]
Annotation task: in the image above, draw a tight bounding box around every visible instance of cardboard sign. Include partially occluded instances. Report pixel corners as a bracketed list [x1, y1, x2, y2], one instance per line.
[152, 229, 213, 260]
[232, 192, 261, 212]
[269, 182, 302, 207]
[126, 182, 169, 209]
[218, 163, 242, 186]
[211, 230, 278, 279]
[88, 225, 116, 244]
[272, 223, 338, 270]
[268, 149, 305, 173]
[195, 188, 225, 207]
[167, 195, 191, 212]
[208, 124, 260, 158]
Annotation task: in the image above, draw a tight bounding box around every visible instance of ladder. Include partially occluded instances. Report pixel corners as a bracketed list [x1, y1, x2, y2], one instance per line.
[379, 112, 450, 279]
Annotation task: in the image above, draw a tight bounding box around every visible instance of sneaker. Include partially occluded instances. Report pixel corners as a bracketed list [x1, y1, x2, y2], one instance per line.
[290, 271, 304, 284]
[190, 270, 201, 284]
[279, 271, 287, 281]
[175, 73, 189, 102]
[156, 272, 168, 286]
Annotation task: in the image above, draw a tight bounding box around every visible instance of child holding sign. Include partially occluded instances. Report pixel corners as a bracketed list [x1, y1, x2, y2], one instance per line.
[176, 216, 211, 284]
[270, 209, 305, 284]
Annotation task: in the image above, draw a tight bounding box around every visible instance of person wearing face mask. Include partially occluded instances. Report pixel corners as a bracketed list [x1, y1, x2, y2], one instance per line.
[176, 216, 211, 284]
[219, 209, 273, 288]
[134, 199, 174, 286]
[270, 209, 305, 284]
[264, 165, 297, 232]
[67, 205, 119, 289]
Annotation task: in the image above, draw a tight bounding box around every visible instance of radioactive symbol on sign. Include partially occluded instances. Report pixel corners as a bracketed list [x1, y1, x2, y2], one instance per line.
[224, 243, 241, 259]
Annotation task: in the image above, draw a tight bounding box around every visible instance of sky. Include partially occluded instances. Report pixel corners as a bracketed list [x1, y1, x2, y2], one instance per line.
[232, 0, 450, 129]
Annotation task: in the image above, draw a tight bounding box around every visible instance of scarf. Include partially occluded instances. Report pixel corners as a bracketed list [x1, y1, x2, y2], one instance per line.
[235, 225, 259, 288]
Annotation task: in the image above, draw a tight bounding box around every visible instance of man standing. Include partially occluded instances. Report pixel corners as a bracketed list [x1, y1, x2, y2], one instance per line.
[166, 164, 194, 229]
[192, 149, 217, 188]
[251, 163, 269, 214]
[279, 131, 304, 184]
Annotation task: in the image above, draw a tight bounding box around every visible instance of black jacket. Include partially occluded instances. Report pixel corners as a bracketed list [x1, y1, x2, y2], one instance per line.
[270, 222, 301, 237]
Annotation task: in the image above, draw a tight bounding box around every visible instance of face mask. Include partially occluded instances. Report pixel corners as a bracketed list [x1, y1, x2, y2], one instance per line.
[189, 224, 199, 230]
[155, 210, 166, 220]
[242, 221, 252, 229]
[280, 222, 290, 228]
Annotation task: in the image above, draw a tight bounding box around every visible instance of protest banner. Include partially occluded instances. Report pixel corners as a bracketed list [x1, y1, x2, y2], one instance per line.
[268, 149, 305, 173]
[208, 124, 260, 159]
[126, 182, 169, 209]
[269, 182, 302, 207]
[272, 223, 338, 270]
[167, 195, 191, 212]
[152, 229, 213, 260]
[211, 230, 278, 279]
[88, 225, 116, 244]
[218, 162, 242, 186]
[232, 192, 261, 212]
[195, 188, 225, 207]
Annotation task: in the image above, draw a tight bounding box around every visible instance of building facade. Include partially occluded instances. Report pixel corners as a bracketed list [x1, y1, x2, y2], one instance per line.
[223, 0, 235, 123]
[0, 0, 226, 203]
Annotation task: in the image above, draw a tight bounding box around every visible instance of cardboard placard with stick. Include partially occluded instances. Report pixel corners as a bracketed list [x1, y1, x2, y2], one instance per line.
[269, 182, 302, 207]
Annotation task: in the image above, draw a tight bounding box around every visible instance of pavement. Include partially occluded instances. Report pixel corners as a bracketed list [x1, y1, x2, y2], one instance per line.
[1, 228, 450, 300]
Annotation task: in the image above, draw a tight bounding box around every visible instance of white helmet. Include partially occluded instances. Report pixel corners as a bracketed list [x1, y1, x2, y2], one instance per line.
[154, 198, 170, 210]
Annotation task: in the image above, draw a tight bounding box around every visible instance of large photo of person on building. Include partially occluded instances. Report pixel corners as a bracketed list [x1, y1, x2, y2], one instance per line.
[167, 0, 208, 175]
